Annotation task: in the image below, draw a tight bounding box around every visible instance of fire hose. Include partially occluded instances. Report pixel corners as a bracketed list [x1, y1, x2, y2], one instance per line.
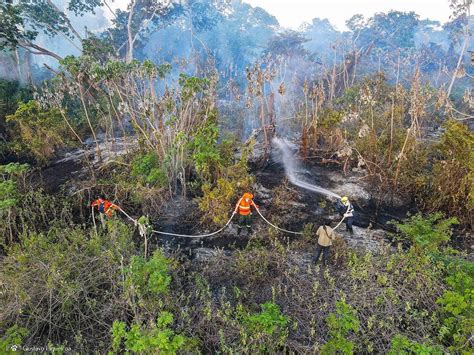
[118, 207, 237, 238]
[93, 203, 347, 238]
[254, 206, 303, 235]
[333, 214, 347, 231]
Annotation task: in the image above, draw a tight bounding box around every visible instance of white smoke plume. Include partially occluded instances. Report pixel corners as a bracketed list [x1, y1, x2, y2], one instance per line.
[272, 137, 341, 200]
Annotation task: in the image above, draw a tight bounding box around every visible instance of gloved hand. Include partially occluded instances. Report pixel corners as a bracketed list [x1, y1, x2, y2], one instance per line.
[344, 213, 350, 218]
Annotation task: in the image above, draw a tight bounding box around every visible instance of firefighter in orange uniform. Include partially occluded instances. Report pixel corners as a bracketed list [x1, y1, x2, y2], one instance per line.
[90, 198, 120, 218]
[234, 193, 258, 235]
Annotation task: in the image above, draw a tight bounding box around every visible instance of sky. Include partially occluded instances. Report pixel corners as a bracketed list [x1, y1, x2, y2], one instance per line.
[109, 0, 453, 31]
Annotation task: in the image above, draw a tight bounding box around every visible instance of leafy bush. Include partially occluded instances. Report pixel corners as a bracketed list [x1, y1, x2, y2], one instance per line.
[391, 213, 458, 252]
[131, 151, 168, 186]
[6, 100, 67, 163]
[188, 117, 222, 182]
[198, 144, 254, 225]
[0, 222, 135, 352]
[126, 250, 172, 298]
[436, 259, 474, 353]
[0, 325, 28, 353]
[427, 120, 473, 228]
[399, 120, 473, 230]
[241, 302, 289, 336]
[179, 74, 210, 100]
[235, 302, 289, 352]
[0, 79, 32, 158]
[320, 299, 360, 355]
[389, 335, 443, 355]
[0, 163, 28, 211]
[111, 312, 189, 354]
[0, 163, 29, 244]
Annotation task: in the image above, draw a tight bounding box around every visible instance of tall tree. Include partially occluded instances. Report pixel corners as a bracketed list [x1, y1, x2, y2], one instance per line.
[445, 0, 472, 103]
[0, 0, 102, 61]
[110, 0, 184, 61]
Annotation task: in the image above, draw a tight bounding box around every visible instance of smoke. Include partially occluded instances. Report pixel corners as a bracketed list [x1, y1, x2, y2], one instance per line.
[300, 18, 344, 65]
[272, 137, 341, 200]
[32, 0, 110, 68]
[413, 19, 450, 51]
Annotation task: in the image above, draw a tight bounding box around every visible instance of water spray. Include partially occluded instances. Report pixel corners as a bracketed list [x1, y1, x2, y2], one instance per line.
[272, 137, 342, 200]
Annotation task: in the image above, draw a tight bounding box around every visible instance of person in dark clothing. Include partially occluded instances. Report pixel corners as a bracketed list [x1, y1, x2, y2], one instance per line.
[335, 196, 354, 234]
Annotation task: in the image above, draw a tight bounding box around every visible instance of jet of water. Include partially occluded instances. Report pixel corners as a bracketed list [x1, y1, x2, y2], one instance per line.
[272, 137, 342, 200]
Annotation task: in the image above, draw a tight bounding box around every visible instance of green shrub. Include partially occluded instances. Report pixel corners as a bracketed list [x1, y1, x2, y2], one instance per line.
[242, 302, 289, 336]
[6, 100, 67, 164]
[236, 302, 290, 352]
[320, 299, 360, 355]
[391, 213, 458, 252]
[0, 222, 135, 352]
[0, 163, 29, 243]
[428, 120, 474, 228]
[388, 335, 443, 354]
[110, 312, 189, 354]
[198, 144, 254, 225]
[0, 163, 29, 210]
[126, 250, 172, 298]
[179, 74, 210, 100]
[0, 325, 28, 353]
[403, 121, 474, 229]
[188, 118, 222, 182]
[436, 259, 474, 353]
[131, 151, 168, 186]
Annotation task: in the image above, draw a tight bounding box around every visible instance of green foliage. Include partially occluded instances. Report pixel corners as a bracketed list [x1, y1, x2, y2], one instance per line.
[0, 3, 36, 50]
[0, 163, 28, 215]
[427, 120, 474, 227]
[198, 144, 254, 225]
[1, 221, 135, 352]
[131, 151, 168, 186]
[0, 0, 99, 53]
[0, 325, 28, 353]
[0, 180, 18, 211]
[388, 335, 443, 355]
[392, 213, 458, 252]
[179, 74, 210, 100]
[137, 215, 153, 236]
[319, 108, 344, 128]
[350, 11, 420, 50]
[126, 250, 172, 298]
[436, 258, 474, 353]
[0, 79, 32, 158]
[110, 312, 188, 354]
[236, 302, 289, 352]
[142, 60, 172, 79]
[396, 120, 473, 230]
[242, 302, 289, 336]
[81, 34, 115, 63]
[320, 299, 360, 355]
[0, 79, 31, 120]
[0, 162, 29, 175]
[188, 118, 222, 182]
[89, 58, 172, 81]
[6, 100, 66, 163]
